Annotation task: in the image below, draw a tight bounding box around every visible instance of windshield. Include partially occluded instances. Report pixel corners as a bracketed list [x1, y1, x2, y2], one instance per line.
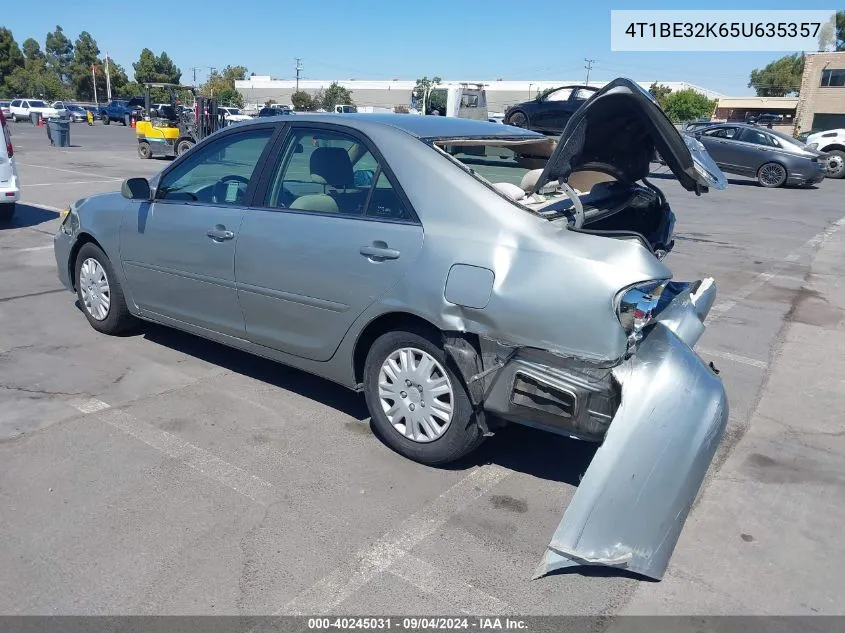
[30, 100, 47, 107]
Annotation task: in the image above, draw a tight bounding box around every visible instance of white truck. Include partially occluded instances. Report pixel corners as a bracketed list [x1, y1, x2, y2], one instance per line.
[805, 128, 845, 179]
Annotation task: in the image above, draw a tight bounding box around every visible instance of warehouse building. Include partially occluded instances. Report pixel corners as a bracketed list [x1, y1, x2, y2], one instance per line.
[235, 76, 724, 113]
[795, 51, 845, 133]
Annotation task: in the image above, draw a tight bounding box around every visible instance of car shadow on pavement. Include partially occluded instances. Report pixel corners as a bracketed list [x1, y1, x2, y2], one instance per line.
[1, 204, 59, 229]
[137, 322, 598, 486]
[139, 322, 369, 420]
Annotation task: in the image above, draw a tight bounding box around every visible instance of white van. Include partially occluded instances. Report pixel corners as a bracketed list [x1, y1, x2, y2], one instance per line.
[0, 111, 20, 222]
[9, 99, 60, 122]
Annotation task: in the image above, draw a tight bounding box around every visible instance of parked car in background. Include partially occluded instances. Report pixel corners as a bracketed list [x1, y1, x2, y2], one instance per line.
[9, 99, 61, 122]
[0, 109, 19, 222]
[257, 106, 294, 117]
[795, 131, 812, 143]
[0, 101, 11, 119]
[692, 123, 826, 187]
[101, 97, 145, 125]
[805, 129, 845, 179]
[64, 104, 88, 122]
[54, 78, 729, 582]
[219, 107, 253, 122]
[504, 85, 599, 135]
[49, 101, 71, 118]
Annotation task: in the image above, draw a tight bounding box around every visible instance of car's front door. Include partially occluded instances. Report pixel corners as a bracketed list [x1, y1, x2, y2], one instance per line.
[236, 124, 425, 361]
[534, 88, 573, 133]
[698, 126, 743, 171]
[119, 125, 276, 337]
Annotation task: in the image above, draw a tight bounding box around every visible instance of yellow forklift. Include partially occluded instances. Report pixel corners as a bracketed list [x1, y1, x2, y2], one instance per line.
[135, 83, 226, 159]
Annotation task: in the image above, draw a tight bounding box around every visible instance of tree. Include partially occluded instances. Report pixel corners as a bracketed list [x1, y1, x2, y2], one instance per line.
[133, 48, 181, 84]
[648, 82, 672, 109]
[22, 38, 43, 61]
[291, 90, 314, 111]
[0, 28, 24, 93]
[70, 31, 100, 102]
[748, 53, 804, 97]
[45, 25, 73, 84]
[320, 82, 354, 112]
[662, 89, 717, 123]
[413, 76, 443, 113]
[200, 65, 247, 106]
[818, 11, 845, 51]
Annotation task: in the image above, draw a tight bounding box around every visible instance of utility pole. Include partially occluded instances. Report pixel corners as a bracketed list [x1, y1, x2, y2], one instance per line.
[584, 58, 595, 86]
[190, 67, 201, 86]
[295, 58, 302, 92]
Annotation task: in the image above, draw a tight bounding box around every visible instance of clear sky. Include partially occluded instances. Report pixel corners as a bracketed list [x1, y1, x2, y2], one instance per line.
[3, 0, 839, 95]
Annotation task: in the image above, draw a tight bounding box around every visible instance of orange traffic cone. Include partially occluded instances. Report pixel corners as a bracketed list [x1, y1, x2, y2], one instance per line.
[130, 117, 136, 128]
[37, 115, 44, 127]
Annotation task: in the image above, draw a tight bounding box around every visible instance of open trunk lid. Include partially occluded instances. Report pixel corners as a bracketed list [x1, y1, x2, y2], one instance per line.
[532, 78, 726, 195]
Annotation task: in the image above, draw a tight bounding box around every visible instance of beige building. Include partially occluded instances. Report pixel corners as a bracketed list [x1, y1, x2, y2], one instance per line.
[795, 51, 845, 133]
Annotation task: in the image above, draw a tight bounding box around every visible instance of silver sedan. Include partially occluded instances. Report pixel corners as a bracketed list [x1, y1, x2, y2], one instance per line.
[54, 78, 729, 582]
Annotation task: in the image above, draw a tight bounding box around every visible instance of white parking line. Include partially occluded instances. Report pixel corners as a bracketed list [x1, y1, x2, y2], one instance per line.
[389, 553, 512, 615]
[14, 245, 54, 252]
[19, 201, 64, 213]
[68, 398, 275, 505]
[710, 215, 845, 317]
[696, 347, 768, 370]
[277, 465, 511, 615]
[22, 180, 118, 187]
[16, 163, 122, 181]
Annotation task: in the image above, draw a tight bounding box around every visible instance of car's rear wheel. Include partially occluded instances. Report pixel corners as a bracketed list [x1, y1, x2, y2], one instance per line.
[757, 162, 787, 188]
[824, 150, 845, 179]
[75, 243, 137, 335]
[363, 329, 484, 465]
[138, 140, 152, 159]
[507, 110, 528, 129]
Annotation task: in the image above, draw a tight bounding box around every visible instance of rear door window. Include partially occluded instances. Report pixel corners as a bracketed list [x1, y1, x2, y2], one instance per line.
[740, 129, 778, 147]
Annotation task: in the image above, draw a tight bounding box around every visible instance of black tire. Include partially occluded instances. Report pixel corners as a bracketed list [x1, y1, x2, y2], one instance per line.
[138, 141, 152, 159]
[74, 242, 138, 335]
[363, 328, 484, 465]
[0, 203, 15, 223]
[102, 115, 110, 125]
[506, 110, 528, 129]
[757, 162, 787, 188]
[176, 139, 194, 156]
[824, 149, 845, 179]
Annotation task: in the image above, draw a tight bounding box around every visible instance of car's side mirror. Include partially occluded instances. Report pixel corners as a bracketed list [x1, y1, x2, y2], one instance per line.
[121, 177, 152, 201]
[354, 169, 375, 187]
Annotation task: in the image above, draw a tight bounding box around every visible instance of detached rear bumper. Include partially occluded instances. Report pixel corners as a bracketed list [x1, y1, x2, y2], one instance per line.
[522, 277, 727, 580]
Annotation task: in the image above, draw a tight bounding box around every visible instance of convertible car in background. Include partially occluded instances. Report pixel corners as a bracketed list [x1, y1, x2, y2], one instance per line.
[54, 78, 728, 581]
[504, 84, 599, 135]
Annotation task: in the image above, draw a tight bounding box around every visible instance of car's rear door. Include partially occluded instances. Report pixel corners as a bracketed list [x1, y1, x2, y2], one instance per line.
[235, 123, 424, 361]
[119, 124, 277, 337]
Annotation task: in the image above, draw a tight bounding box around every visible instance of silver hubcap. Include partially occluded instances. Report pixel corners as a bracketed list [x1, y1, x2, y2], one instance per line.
[826, 154, 844, 177]
[378, 347, 454, 443]
[79, 258, 110, 321]
[760, 164, 785, 186]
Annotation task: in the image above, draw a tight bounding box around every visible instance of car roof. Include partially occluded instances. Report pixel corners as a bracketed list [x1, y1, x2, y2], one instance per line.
[235, 113, 545, 139]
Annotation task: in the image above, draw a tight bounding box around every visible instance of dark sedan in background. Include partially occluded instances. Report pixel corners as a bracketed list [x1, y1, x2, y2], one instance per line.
[691, 123, 826, 187]
[504, 85, 598, 135]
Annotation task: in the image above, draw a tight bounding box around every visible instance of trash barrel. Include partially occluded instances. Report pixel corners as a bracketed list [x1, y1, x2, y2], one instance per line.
[30, 112, 40, 125]
[48, 119, 71, 147]
[124, 114, 131, 127]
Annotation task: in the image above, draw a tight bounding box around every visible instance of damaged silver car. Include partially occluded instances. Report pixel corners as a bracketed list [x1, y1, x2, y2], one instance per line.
[54, 78, 728, 582]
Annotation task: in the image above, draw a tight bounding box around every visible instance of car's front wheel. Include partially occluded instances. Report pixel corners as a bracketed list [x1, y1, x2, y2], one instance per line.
[757, 162, 787, 188]
[102, 115, 110, 125]
[363, 328, 484, 465]
[75, 243, 137, 334]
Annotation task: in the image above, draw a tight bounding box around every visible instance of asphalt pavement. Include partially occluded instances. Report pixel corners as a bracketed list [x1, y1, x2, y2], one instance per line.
[1, 120, 844, 617]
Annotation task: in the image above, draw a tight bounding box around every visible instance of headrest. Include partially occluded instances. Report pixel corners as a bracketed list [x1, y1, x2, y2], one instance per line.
[310, 147, 354, 187]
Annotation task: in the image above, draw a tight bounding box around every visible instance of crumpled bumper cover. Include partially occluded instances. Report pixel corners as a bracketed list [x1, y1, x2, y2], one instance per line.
[534, 278, 727, 581]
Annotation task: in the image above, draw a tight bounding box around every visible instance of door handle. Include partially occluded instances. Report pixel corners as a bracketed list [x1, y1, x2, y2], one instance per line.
[207, 225, 234, 241]
[360, 244, 400, 261]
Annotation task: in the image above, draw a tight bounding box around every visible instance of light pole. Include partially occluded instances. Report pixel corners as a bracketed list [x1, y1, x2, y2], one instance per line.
[528, 83, 533, 99]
